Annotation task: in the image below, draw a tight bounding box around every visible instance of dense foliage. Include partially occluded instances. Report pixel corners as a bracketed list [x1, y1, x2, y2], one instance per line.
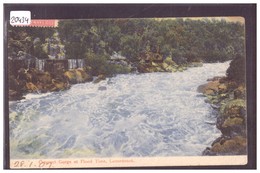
[7, 25, 55, 59]
[226, 54, 246, 84]
[8, 18, 245, 77]
[58, 18, 245, 63]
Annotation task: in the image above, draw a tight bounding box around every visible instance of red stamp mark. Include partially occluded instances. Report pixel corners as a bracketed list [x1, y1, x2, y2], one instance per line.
[13, 19, 58, 27]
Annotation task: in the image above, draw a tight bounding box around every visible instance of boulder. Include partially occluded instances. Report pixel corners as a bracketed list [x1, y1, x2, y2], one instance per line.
[64, 69, 93, 84]
[64, 70, 77, 84]
[162, 62, 177, 72]
[218, 83, 228, 93]
[197, 80, 220, 95]
[151, 62, 159, 67]
[205, 89, 215, 95]
[177, 67, 184, 72]
[9, 89, 24, 101]
[222, 117, 244, 128]
[36, 72, 52, 84]
[220, 99, 246, 118]
[211, 136, 247, 155]
[233, 85, 246, 99]
[188, 62, 203, 67]
[26, 82, 38, 92]
[163, 57, 177, 66]
[77, 69, 93, 82]
[206, 81, 220, 92]
[93, 74, 106, 83]
[98, 86, 107, 91]
[51, 79, 69, 91]
[207, 76, 224, 82]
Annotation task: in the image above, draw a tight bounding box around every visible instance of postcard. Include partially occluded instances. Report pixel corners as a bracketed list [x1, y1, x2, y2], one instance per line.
[3, 4, 256, 169]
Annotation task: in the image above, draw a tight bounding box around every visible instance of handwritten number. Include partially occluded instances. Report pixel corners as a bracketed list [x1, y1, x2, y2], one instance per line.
[13, 161, 19, 167]
[13, 161, 25, 167]
[10, 16, 29, 24]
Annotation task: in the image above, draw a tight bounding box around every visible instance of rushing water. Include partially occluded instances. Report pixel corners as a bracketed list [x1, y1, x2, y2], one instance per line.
[9, 61, 230, 159]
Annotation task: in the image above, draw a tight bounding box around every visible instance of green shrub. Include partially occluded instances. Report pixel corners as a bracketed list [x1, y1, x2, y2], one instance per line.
[226, 54, 246, 83]
[85, 51, 130, 76]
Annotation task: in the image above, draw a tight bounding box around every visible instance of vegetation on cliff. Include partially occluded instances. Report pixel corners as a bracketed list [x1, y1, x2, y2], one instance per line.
[8, 18, 245, 76]
[57, 18, 244, 67]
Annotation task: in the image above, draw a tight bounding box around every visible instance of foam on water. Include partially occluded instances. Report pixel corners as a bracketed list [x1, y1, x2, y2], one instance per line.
[9, 61, 230, 159]
[23, 92, 53, 101]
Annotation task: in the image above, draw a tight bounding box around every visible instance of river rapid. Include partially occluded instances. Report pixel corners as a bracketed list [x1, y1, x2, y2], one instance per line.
[9, 61, 230, 159]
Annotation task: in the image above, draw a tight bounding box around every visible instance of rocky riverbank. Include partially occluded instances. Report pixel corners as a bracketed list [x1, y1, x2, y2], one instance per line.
[8, 56, 202, 101]
[8, 68, 94, 101]
[137, 57, 203, 73]
[198, 77, 247, 155]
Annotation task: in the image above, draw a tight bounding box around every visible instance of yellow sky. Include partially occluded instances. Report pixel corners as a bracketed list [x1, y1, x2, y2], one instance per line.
[156, 16, 245, 24]
[187, 17, 245, 24]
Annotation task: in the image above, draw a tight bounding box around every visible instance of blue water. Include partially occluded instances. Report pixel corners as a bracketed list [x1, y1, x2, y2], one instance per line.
[9, 62, 230, 159]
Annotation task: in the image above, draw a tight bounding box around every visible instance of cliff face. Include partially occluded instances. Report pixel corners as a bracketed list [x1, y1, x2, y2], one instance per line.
[199, 62, 247, 155]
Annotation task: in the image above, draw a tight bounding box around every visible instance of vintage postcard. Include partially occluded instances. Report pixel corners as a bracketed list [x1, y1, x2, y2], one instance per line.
[4, 4, 256, 169]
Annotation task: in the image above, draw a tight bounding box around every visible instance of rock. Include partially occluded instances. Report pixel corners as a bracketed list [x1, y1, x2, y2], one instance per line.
[156, 66, 164, 72]
[220, 99, 246, 118]
[151, 62, 158, 67]
[219, 93, 229, 99]
[211, 136, 231, 146]
[211, 136, 247, 155]
[163, 57, 176, 66]
[202, 147, 217, 156]
[177, 67, 184, 72]
[80, 69, 93, 82]
[26, 82, 38, 92]
[222, 117, 244, 128]
[162, 63, 177, 72]
[206, 81, 220, 92]
[64, 69, 93, 84]
[35, 82, 44, 92]
[9, 89, 24, 101]
[218, 83, 227, 93]
[226, 80, 238, 90]
[198, 80, 222, 96]
[217, 99, 246, 136]
[162, 62, 169, 69]
[205, 89, 215, 95]
[234, 85, 246, 99]
[201, 75, 247, 156]
[197, 83, 207, 93]
[64, 70, 77, 84]
[211, 104, 220, 110]
[93, 74, 106, 83]
[188, 62, 203, 67]
[98, 86, 107, 91]
[51, 79, 69, 91]
[137, 64, 147, 73]
[36, 72, 52, 84]
[207, 76, 224, 82]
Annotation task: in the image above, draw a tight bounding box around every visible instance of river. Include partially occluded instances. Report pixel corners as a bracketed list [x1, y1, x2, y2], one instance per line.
[9, 61, 230, 159]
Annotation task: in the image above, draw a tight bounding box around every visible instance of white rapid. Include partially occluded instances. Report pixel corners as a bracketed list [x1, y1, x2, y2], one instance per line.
[9, 61, 230, 159]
